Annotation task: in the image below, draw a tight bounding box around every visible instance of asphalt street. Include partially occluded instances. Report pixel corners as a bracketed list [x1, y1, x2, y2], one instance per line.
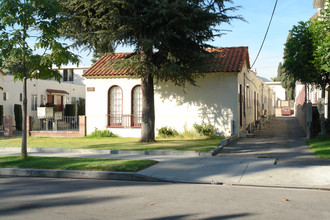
[1, 177, 330, 220]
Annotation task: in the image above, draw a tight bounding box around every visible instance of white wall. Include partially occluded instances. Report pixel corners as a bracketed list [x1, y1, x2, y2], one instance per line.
[236, 66, 276, 135]
[85, 77, 142, 137]
[155, 72, 238, 137]
[266, 82, 286, 101]
[54, 65, 90, 86]
[84, 60, 277, 138]
[85, 72, 239, 137]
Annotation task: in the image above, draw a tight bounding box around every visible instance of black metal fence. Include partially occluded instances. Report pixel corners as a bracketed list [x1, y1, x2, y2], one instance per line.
[33, 116, 79, 131]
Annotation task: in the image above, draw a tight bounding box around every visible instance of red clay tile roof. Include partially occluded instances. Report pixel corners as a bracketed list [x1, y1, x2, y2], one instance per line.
[83, 47, 249, 77]
[0, 69, 6, 76]
[206, 47, 250, 73]
[84, 53, 134, 77]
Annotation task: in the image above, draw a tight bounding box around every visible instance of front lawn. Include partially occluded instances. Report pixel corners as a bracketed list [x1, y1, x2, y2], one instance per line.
[307, 135, 330, 159]
[0, 136, 223, 152]
[0, 156, 158, 172]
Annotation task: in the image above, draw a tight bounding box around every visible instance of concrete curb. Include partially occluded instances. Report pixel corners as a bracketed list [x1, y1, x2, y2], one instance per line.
[0, 147, 213, 157]
[209, 135, 238, 156]
[0, 168, 166, 182]
[220, 135, 238, 147]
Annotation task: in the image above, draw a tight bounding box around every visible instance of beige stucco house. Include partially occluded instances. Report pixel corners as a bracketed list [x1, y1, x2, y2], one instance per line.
[83, 47, 276, 138]
[0, 67, 86, 130]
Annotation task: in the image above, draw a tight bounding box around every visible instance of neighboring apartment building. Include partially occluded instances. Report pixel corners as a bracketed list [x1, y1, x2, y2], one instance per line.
[305, 0, 329, 118]
[54, 65, 90, 86]
[0, 66, 88, 129]
[265, 82, 286, 101]
[83, 47, 276, 138]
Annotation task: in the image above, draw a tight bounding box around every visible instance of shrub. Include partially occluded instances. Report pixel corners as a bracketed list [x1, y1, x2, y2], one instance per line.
[64, 104, 76, 116]
[0, 105, 3, 126]
[14, 104, 22, 131]
[88, 129, 118, 138]
[312, 106, 320, 138]
[157, 126, 179, 138]
[193, 122, 215, 137]
[77, 98, 85, 115]
[326, 119, 330, 135]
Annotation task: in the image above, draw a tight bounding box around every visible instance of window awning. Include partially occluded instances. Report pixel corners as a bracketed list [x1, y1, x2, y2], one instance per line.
[46, 89, 69, 95]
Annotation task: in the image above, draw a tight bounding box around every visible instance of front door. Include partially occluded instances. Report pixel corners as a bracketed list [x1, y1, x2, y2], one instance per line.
[47, 95, 54, 105]
[56, 95, 64, 111]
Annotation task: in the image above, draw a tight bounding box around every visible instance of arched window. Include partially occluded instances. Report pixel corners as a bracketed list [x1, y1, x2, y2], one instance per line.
[108, 86, 123, 127]
[131, 85, 142, 127]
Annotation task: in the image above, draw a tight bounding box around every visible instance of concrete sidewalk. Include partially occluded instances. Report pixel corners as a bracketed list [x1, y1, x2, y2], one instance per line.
[1, 147, 330, 189]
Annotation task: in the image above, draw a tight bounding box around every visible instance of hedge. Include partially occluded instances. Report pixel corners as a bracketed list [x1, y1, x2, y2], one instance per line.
[64, 104, 76, 116]
[14, 104, 22, 131]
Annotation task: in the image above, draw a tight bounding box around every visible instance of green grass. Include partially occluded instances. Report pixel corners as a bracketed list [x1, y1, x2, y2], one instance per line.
[0, 136, 223, 152]
[0, 156, 158, 172]
[307, 135, 330, 159]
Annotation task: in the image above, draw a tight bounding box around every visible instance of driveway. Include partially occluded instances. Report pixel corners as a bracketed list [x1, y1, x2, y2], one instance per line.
[218, 116, 330, 166]
[214, 116, 330, 188]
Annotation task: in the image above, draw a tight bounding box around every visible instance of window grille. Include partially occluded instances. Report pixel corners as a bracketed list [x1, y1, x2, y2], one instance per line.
[108, 86, 123, 127]
[132, 86, 142, 127]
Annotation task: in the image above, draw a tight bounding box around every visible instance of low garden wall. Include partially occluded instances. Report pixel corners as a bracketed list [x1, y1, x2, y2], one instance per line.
[295, 102, 312, 138]
[28, 116, 86, 137]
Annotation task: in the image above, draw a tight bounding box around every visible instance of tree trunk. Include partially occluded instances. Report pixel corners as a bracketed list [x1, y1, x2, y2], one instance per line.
[140, 74, 155, 142]
[21, 4, 28, 159]
[140, 44, 155, 142]
[21, 77, 28, 159]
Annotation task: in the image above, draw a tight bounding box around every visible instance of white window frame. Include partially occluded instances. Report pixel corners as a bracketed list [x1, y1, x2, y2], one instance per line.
[68, 69, 74, 81]
[63, 69, 68, 81]
[3, 92, 8, 101]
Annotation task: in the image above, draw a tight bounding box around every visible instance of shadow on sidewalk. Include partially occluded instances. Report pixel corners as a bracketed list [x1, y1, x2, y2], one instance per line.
[217, 117, 330, 166]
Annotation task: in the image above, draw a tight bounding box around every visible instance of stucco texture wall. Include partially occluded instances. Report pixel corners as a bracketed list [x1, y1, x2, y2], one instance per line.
[85, 72, 239, 137]
[154, 72, 238, 136]
[85, 77, 142, 137]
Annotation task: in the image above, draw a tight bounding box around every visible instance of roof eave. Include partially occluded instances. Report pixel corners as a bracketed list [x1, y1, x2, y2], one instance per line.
[0, 69, 6, 76]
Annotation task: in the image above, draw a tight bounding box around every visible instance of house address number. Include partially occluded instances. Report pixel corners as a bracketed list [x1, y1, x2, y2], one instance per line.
[87, 87, 95, 92]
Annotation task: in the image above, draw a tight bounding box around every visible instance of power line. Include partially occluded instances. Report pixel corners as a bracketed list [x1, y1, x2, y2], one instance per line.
[250, 0, 278, 69]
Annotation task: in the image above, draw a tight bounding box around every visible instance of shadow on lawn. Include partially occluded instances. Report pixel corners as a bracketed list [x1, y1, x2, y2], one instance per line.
[78, 138, 222, 152]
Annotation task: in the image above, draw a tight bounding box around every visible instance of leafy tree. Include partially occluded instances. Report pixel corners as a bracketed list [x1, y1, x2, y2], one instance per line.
[276, 62, 295, 100]
[283, 21, 317, 86]
[0, 0, 79, 159]
[270, 77, 278, 82]
[283, 3, 330, 135]
[91, 52, 105, 64]
[309, 3, 330, 95]
[60, 0, 243, 142]
[309, 3, 330, 135]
